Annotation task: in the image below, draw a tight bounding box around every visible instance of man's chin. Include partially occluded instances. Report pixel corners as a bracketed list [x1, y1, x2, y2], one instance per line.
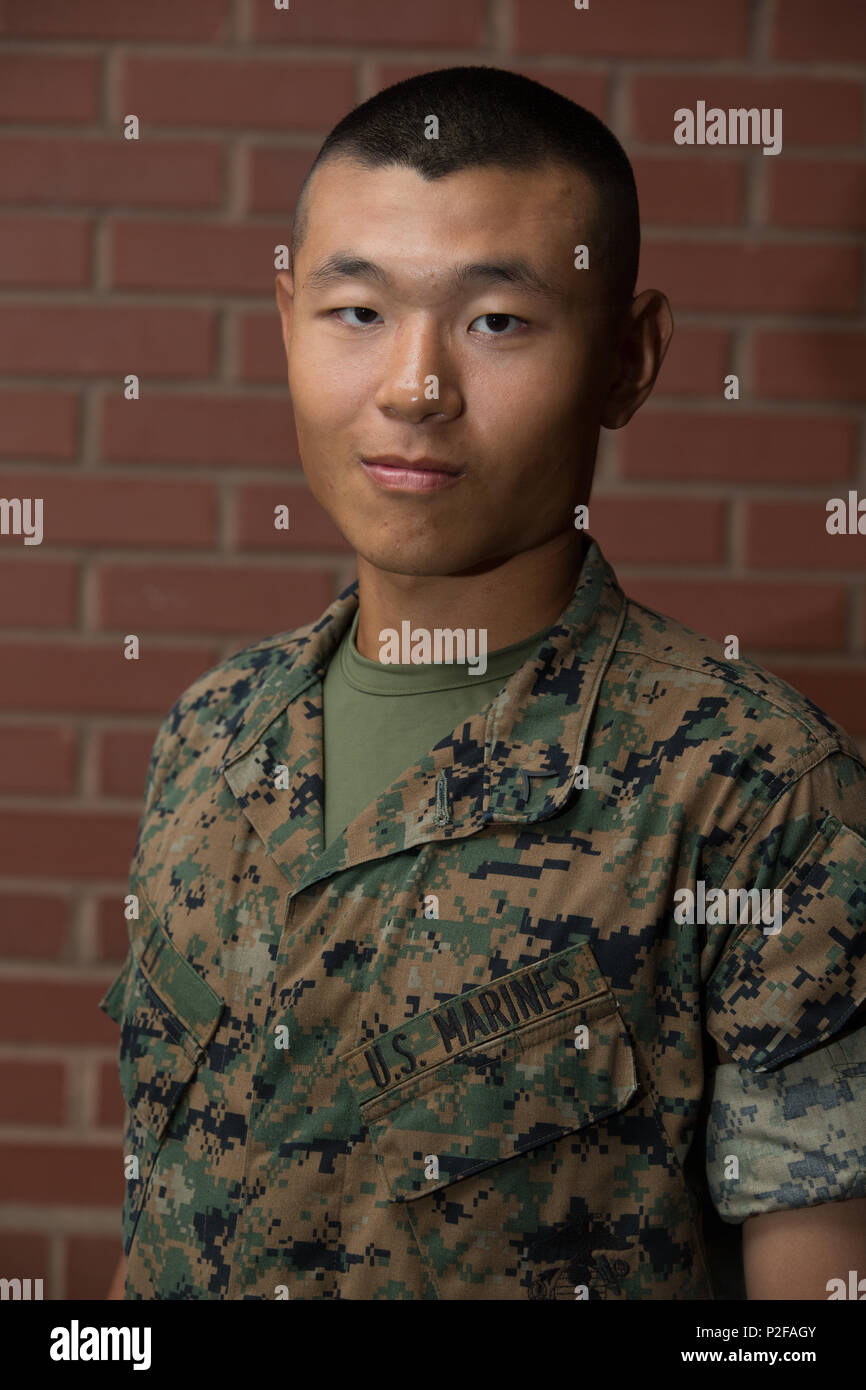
[352, 536, 502, 581]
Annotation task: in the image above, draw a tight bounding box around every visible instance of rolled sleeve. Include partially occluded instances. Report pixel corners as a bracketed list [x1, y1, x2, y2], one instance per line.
[706, 1024, 866, 1224]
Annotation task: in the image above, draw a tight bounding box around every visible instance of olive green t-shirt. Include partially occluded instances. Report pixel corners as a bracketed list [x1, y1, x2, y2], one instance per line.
[322, 610, 549, 847]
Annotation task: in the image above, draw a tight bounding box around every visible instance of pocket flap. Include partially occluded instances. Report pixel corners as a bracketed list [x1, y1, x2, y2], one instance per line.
[106, 881, 224, 1144]
[343, 941, 638, 1202]
[127, 879, 224, 1059]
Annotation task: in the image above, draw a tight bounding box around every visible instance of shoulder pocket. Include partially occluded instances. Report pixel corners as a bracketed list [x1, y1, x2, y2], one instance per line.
[342, 940, 638, 1202]
[707, 814, 866, 1072]
[105, 880, 224, 1148]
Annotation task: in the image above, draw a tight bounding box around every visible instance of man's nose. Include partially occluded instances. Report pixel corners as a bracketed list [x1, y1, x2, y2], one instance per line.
[373, 317, 461, 423]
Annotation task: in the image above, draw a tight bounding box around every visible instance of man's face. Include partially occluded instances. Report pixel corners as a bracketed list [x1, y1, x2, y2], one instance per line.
[278, 157, 619, 578]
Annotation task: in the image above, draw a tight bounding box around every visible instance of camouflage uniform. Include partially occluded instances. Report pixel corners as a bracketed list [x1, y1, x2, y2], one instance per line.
[101, 535, 866, 1299]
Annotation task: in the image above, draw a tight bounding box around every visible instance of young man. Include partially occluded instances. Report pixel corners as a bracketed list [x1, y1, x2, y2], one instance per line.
[103, 67, 866, 1301]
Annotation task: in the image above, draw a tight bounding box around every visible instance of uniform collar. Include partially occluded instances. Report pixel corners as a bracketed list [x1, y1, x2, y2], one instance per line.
[219, 535, 627, 894]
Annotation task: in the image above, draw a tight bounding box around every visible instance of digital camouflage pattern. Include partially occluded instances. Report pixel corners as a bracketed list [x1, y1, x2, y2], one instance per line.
[101, 535, 866, 1299]
[707, 1025, 866, 1224]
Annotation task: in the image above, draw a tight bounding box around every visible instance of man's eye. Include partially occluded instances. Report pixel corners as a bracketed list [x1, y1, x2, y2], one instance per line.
[469, 313, 525, 336]
[332, 307, 382, 327]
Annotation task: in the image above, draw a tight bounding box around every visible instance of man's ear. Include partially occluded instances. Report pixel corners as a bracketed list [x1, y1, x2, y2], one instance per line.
[275, 269, 294, 362]
[600, 288, 673, 431]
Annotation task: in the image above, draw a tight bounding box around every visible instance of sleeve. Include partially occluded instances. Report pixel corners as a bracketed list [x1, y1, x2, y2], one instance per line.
[703, 749, 866, 1223]
[706, 1022, 866, 1223]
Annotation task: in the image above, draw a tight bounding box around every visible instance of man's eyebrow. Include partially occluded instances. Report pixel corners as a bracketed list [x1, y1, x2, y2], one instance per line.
[304, 254, 389, 291]
[453, 259, 561, 299]
[303, 252, 563, 299]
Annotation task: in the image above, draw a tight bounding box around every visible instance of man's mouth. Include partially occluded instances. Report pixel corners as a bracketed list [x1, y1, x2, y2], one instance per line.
[359, 455, 464, 493]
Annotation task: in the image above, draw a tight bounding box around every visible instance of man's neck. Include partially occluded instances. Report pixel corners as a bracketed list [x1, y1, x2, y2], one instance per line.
[354, 531, 587, 661]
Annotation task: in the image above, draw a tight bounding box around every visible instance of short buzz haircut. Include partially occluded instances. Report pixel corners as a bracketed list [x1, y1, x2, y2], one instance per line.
[290, 65, 640, 308]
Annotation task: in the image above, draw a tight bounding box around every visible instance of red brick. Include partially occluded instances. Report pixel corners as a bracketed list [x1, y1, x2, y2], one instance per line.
[0, 894, 70, 961]
[0, 725, 78, 794]
[95, 1061, 125, 1128]
[102, 394, 298, 468]
[109, 219, 285, 295]
[0, 472, 217, 548]
[754, 332, 866, 402]
[65, 1234, 123, 1300]
[620, 413, 857, 483]
[0, 390, 79, 460]
[119, 57, 355, 132]
[621, 580, 846, 652]
[745, 499, 866, 570]
[633, 155, 744, 227]
[771, 0, 866, 62]
[0, 979, 119, 1042]
[96, 895, 132, 965]
[235, 484, 352, 553]
[640, 242, 860, 314]
[767, 159, 866, 232]
[0, 305, 215, 378]
[97, 728, 158, 800]
[372, 63, 609, 121]
[0, 55, 100, 123]
[0, 0, 233, 40]
[653, 327, 731, 396]
[0, 1141, 123, 1206]
[0, 137, 224, 209]
[0, 215, 91, 288]
[0, 810, 136, 880]
[591, 497, 727, 566]
[0, 1231, 49, 1274]
[96, 563, 337, 636]
[0, 1060, 65, 1124]
[630, 76, 863, 147]
[0, 642, 218, 715]
[515, 0, 748, 56]
[237, 311, 288, 383]
[764, 667, 866, 737]
[253, 0, 486, 45]
[0, 561, 78, 628]
[247, 147, 315, 216]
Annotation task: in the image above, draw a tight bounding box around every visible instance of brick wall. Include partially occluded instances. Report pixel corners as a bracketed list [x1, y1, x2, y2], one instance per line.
[0, 0, 863, 1299]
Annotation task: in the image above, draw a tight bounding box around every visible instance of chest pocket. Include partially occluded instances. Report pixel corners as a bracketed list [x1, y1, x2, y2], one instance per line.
[342, 940, 638, 1203]
[100, 879, 225, 1152]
